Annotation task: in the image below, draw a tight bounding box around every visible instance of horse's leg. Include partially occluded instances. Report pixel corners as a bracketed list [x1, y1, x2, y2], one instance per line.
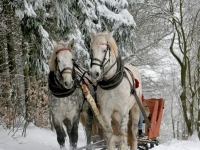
[118, 111, 129, 150]
[63, 118, 74, 149]
[101, 111, 115, 150]
[71, 117, 79, 149]
[52, 117, 66, 148]
[130, 104, 140, 150]
[83, 108, 93, 146]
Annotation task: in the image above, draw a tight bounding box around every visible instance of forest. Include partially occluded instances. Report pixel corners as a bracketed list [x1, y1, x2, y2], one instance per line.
[0, 0, 200, 143]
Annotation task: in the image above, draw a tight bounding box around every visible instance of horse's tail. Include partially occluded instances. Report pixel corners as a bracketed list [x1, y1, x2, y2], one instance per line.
[80, 113, 99, 136]
[80, 113, 86, 127]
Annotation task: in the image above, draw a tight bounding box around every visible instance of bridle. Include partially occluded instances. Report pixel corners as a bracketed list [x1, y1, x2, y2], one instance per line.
[90, 42, 118, 79]
[55, 48, 74, 77]
[91, 43, 110, 69]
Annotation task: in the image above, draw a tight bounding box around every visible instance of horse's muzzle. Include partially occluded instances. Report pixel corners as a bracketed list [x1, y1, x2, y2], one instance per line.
[64, 80, 74, 89]
[91, 71, 101, 80]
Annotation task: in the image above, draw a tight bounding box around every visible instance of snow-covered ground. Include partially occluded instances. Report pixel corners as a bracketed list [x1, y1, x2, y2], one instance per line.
[0, 123, 200, 150]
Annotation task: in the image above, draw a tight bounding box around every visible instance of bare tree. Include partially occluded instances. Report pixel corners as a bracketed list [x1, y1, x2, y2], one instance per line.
[168, 0, 200, 138]
[129, 0, 200, 139]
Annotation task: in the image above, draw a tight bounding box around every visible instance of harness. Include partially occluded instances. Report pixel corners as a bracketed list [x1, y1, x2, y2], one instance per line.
[91, 42, 124, 90]
[98, 56, 124, 90]
[91, 42, 111, 74]
[90, 43, 151, 129]
[48, 71, 77, 98]
[124, 66, 151, 128]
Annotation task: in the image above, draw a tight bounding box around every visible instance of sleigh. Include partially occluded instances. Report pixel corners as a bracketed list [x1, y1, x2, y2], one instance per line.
[77, 85, 165, 150]
[137, 98, 165, 150]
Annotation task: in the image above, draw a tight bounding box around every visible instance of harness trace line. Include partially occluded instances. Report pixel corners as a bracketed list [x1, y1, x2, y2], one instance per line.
[124, 67, 151, 129]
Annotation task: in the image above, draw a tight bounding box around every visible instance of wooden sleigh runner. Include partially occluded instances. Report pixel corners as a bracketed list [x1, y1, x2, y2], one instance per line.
[78, 84, 165, 150]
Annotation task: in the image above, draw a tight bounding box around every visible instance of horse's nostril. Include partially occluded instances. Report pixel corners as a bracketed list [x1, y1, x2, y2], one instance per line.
[96, 72, 99, 77]
[64, 82, 68, 86]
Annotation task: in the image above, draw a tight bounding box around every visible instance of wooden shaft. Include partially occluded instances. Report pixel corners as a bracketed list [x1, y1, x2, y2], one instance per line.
[81, 84, 105, 129]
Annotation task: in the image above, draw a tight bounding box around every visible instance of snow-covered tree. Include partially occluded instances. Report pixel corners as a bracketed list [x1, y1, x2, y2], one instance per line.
[1, 0, 137, 128]
[43, 0, 136, 67]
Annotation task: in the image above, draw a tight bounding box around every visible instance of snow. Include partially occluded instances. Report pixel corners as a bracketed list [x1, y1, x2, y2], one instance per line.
[24, 0, 37, 17]
[15, 9, 24, 20]
[39, 26, 49, 38]
[0, 124, 200, 150]
[15, 0, 37, 20]
[152, 139, 200, 150]
[0, 123, 86, 150]
[97, 5, 135, 27]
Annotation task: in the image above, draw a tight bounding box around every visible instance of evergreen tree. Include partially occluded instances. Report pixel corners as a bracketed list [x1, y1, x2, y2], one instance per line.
[1, 0, 137, 128]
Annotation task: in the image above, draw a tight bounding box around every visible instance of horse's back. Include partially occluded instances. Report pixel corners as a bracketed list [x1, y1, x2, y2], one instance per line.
[124, 63, 142, 98]
[124, 64, 141, 82]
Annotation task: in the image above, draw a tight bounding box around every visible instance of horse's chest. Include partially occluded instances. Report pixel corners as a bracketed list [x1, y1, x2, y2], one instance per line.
[50, 90, 83, 114]
[97, 81, 134, 110]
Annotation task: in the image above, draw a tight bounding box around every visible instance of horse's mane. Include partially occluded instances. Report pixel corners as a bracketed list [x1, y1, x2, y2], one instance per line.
[91, 32, 118, 57]
[49, 41, 69, 71]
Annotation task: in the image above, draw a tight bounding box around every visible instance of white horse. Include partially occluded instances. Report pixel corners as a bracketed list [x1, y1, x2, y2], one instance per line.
[48, 39, 94, 150]
[89, 29, 142, 150]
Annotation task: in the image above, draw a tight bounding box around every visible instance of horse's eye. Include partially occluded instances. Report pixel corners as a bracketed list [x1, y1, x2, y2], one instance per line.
[57, 59, 60, 63]
[103, 49, 107, 52]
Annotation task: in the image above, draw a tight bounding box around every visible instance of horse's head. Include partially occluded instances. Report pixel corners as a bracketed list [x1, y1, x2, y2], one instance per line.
[50, 39, 75, 89]
[90, 29, 118, 80]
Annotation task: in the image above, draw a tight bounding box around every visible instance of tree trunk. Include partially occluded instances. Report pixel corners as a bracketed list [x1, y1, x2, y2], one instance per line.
[0, 23, 10, 119]
[171, 98, 175, 138]
[197, 45, 200, 138]
[22, 36, 30, 121]
[4, 0, 17, 128]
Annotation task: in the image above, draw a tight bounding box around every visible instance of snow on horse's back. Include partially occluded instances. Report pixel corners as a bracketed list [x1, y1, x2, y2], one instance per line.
[90, 29, 142, 150]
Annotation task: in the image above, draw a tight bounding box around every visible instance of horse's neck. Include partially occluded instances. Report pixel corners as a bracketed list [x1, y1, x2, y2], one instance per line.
[103, 51, 117, 80]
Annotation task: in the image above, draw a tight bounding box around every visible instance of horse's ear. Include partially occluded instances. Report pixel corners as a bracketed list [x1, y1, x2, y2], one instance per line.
[106, 31, 114, 41]
[68, 39, 75, 50]
[52, 40, 57, 48]
[91, 29, 97, 38]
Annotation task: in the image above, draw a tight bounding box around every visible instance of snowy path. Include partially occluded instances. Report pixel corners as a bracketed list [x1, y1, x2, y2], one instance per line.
[0, 123, 200, 150]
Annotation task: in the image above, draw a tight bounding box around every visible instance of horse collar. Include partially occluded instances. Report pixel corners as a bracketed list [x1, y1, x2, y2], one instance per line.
[56, 48, 71, 55]
[48, 71, 77, 98]
[98, 56, 124, 90]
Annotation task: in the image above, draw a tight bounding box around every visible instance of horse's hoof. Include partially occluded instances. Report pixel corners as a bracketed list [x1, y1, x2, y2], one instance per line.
[69, 146, 76, 150]
[60, 144, 67, 150]
[60, 147, 67, 150]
